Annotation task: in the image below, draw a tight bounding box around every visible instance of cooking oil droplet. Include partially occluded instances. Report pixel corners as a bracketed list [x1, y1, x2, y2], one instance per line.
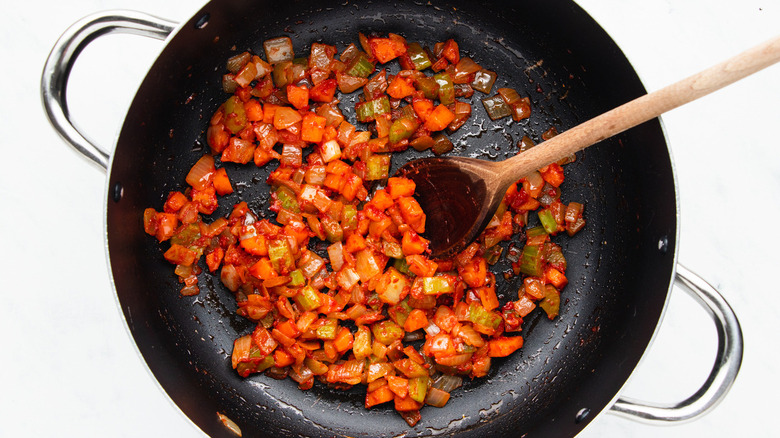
[658, 235, 669, 254]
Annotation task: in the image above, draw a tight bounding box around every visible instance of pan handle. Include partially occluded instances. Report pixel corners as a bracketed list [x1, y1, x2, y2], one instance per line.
[608, 264, 743, 424]
[41, 11, 176, 172]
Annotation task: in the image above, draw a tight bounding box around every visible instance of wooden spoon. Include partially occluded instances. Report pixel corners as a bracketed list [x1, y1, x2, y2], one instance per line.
[396, 35, 780, 258]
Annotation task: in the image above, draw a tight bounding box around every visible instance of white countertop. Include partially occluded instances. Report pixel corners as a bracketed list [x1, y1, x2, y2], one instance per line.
[2, 0, 778, 436]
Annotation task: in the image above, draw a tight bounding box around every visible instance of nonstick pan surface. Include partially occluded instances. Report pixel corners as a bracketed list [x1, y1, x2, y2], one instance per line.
[101, 0, 677, 436]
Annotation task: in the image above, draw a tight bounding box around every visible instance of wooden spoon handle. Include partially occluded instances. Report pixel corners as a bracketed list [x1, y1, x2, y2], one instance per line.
[499, 34, 780, 183]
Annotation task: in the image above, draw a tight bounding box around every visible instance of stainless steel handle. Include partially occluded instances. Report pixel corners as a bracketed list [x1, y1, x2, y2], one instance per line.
[41, 10, 176, 172]
[609, 264, 743, 423]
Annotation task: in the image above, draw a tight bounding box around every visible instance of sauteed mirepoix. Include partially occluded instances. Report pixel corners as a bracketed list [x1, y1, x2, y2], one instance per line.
[142, 32, 585, 427]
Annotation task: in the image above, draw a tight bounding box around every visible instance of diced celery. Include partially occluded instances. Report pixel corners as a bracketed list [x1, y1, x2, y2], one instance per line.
[539, 285, 560, 319]
[288, 269, 305, 287]
[415, 76, 439, 100]
[356, 96, 391, 123]
[518, 244, 544, 277]
[422, 276, 454, 295]
[346, 52, 375, 78]
[316, 318, 339, 339]
[408, 376, 430, 403]
[365, 154, 390, 181]
[276, 186, 300, 213]
[320, 216, 344, 243]
[407, 42, 432, 70]
[538, 209, 558, 235]
[371, 320, 405, 345]
[433, 72, 455, 105]
[389, 117, 418, 144]
[393, 257, 413, 277]
[467, 302, 502, 329]
[388, 299, 413, 327]
[268, 238, 295, 274]
[224, 95, 247, 134]
[340, 204, 358, 232]
[295, 285, 322, 311]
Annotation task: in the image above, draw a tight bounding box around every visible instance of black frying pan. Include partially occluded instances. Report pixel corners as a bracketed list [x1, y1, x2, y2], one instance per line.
[42, 0, 742, 437]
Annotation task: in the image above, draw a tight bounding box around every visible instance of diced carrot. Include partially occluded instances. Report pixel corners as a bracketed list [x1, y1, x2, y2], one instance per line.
[403, 308, 428, 333]
[205, 247, 224, 272]
[333, 326, 354, 353]
[539, 163, 565, 187]
[244, 99, 264, 122]
[273, 106, 302, 130]
[369, 189, 394, 210]
[401, 231, 429, 256]
[405, 255, 438, 278]
[458, 257, 487, 288]
[476, 284, 499, 311]
[365, 385, 395, 408]
[212, 167, 233, 195]
[344, 233, 367, 253]
[164, 244, 196, 266]
[394, 395, 423, 412]
[387, 375, 409, 398]
[487, 336, 524, 357]
[368, 37, 407, 64]
[387, 75, 416, 99]
[309, 78, 337, 103]
[545, 266, 568, 289]
[423, 104, 456, 132]
[248, 257, 277, 280]
[301, 112, 327, 143]
[273, 348, 296, 368]
[286, 84, 310, 110]
[441, 39, 460, 64]
[412, 98, 434, 121]
[387, 177, 416, 199]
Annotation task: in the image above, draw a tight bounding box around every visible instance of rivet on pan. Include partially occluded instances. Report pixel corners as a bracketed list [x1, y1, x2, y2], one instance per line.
[658, 235, 669, 254]
[195, 13, 210, 29]
[112, 182, 123, 203]
[575, 407, 590, 423]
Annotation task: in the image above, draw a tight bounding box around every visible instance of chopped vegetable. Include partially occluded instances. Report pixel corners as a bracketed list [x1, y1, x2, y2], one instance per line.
[144, 32, 586, 428]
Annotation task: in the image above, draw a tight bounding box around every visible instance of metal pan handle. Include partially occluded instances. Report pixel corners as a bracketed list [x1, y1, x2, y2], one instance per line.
[41, 10, 176, 172]
[608, 264, 743, 423]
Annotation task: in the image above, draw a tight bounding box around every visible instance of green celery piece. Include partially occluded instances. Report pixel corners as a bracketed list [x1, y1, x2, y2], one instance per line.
[346, 52, 374, 78]
[408, 376, 430, 403]
[518, 244, 544, 277]
[415, 76, 439, 100]
[341, 204, 358, 231]
[316, 318, 338, 340]
[538, 209, 558, 235]
[365, 154, 390, 180]
[467, 302, 502, 329]
[433, 72, 455, 105]
[276, 186, 300, 213]
[389, 117, 417, 144]
[288, 269, 305, 287]
[422, 276, 454, 295]
[268, 238, 295, 274]
[295, 285, 322, 311]
[526, 225, 548, 240]
[539, 286, 560, 319]
[407, 42, 432, 70]
[320, 216, 344, 243]
[224, 95, 247, 134]
[371, 320, 405, 345]
[393, 257, 413, 276]
[388, 299, 413, 327]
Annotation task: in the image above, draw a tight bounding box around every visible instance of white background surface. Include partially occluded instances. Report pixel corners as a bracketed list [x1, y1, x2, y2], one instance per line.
[2, 0, 778, 436]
